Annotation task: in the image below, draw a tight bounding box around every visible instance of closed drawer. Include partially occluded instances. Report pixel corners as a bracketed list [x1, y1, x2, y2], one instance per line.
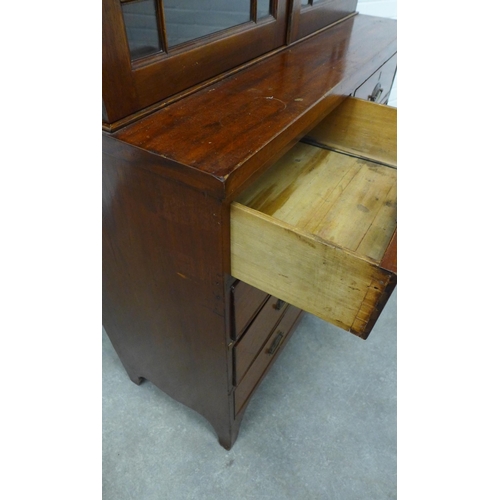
[231, 98, 397, 340]
[234, 295, 287, 385]
[234, 305, 302, 416]
[231, 280, 269, 341]
[354, 54, 397, 104]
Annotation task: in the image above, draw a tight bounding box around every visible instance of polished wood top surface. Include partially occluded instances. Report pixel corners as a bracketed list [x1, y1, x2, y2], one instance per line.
[112, 15, 396, 197]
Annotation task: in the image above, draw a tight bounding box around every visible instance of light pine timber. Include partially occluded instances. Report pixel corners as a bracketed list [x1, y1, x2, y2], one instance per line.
[231, 100, 397, 339]
[303, 97, 397, 168]
[231, 201, 394, 338]
[235, 143, 397, 263]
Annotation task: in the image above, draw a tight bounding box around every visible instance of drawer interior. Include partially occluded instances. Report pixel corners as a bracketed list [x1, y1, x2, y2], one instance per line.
[231, 98, 396, 339]
[236, 142, 396, 262]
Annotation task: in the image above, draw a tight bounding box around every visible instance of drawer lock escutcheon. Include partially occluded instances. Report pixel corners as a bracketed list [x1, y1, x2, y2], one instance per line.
[268, 331, 285, 355]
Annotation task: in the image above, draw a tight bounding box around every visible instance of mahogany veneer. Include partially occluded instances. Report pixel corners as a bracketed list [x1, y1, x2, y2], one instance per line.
[103, 13, 397, 449]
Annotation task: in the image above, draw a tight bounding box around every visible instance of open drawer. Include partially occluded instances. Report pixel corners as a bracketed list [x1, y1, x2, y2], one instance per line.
[230, 98, 396, 339]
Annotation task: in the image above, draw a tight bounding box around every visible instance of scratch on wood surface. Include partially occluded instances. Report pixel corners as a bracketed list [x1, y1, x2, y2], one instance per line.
[263, 96, 287, 109]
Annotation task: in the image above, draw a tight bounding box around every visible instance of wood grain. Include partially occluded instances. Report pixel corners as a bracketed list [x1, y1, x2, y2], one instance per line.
[231, 201, 395, 339]
[232, 280, 269, 340]
[103, 13, 398, 449]
[234, 305, 302, 415]
[234, 296, 288, 384]
[354, 54, 397, 105]
[231, 97, 397, 340]
[303, 97, 397, 168]
[291, 0, 358, 42]
[103, 136, 238, 448]
[103, 0, 289, 123]
[380, 229, 397, 273]
[114, 15, 397, 197]
[236, 142, 397, 263]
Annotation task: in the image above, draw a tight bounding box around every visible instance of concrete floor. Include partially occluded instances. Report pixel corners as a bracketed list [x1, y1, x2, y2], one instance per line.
[102, 289, 396, 500]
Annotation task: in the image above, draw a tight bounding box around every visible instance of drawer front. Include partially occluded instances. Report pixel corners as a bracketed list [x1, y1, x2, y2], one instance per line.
[231, 98, 397, 340]
[234, 295, 288, 385]
[232, 280, 269, 341]
[234, 305, 302, 416]
[354, 54, 397, 104]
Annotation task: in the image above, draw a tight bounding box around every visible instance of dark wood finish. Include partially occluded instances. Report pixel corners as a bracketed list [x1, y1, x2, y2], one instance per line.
[381, 229, 397, 274]
[103, 0, 289, 124]
[102, 0, 139, 124]
[234, 305, 302, 415]
[156, 0, 168, 54]
[114, 15, 397, 198]
[103, 134, 238, 448]
[354, 53, 397, 104]
[103, 13, 397, 449]
[289, 0, 357, 42]
[232, 281, 269, 341]
[234, 296, 288, 384]
[359, 274, 397, 340]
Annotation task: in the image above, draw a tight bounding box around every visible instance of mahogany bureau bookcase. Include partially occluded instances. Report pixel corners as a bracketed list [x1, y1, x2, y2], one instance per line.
[102, 0, 397, 449]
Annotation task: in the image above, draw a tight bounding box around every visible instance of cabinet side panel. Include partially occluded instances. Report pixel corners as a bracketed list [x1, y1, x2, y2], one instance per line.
[102, 136, 231, 434]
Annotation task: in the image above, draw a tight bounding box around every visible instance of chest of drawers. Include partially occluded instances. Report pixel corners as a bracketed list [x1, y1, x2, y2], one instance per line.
[103, 13, 397, 449]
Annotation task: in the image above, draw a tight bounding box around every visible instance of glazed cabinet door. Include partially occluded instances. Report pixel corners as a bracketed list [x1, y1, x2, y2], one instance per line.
[103, 0, 288, 124]
[288, 0, 357, 42]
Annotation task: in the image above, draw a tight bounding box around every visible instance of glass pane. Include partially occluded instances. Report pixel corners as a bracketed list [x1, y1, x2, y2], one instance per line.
[164, 0, 251, 48]
[122, 0, 162, 61]
[257, 0, 271, 19]
[301, 0, 309, 6]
